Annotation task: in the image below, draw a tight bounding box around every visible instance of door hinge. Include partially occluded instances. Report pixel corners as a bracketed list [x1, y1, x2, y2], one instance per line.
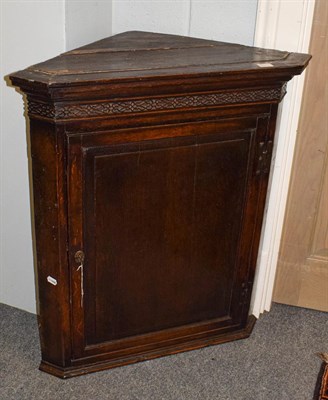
[256, 140, 273, 176]
[240, 281, 253, 307]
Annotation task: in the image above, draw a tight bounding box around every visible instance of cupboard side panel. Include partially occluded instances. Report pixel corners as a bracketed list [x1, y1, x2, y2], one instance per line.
[29, 119, 71, 367]
[245, 107, 279, 320]
[230, 108, 278, 324]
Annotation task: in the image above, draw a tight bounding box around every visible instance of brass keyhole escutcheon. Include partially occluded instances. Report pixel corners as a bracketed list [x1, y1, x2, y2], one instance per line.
[74, 250, 85, 265]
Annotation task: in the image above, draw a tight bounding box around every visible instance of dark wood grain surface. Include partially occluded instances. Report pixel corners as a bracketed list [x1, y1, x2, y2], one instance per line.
[10, 31, 310, 88]
[9, 31, 310, 378]
[84, 132, 250, 344]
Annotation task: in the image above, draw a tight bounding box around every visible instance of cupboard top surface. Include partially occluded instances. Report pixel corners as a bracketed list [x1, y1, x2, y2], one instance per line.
[10, 31, 311, 89]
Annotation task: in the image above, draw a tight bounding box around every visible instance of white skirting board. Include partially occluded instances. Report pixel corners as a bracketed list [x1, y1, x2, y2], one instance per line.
[250, 0, 316, 318]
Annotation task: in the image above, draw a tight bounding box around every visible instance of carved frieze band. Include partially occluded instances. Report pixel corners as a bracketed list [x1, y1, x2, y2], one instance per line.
[28, 85, 287, 120]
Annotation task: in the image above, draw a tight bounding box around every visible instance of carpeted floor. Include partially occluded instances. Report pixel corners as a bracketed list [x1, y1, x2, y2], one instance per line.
[0, 302, 327, 400]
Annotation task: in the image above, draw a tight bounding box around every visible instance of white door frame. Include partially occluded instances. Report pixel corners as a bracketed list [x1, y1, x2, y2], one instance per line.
[250, 0, 316, 317]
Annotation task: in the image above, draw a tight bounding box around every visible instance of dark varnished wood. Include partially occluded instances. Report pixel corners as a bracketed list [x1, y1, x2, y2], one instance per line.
[9, 31, 310, 378]
[84, 131, 250, 344]
[39, 315, 257, 379]
[11, 31, 310, 90]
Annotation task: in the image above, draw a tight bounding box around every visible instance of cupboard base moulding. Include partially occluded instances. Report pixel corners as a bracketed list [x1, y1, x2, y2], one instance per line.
[39, 315, 256, 379]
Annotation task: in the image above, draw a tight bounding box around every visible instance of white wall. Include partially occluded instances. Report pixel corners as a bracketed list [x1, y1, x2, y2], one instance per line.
[0, 1, 66, 314]
[0, 0, 112, 314]
[1, 0, 258, 314]
[65, 0, 112, 50]
[113, 0, 191, 36]
[189, 0, 258, 44]
[113, 0, 258, 45]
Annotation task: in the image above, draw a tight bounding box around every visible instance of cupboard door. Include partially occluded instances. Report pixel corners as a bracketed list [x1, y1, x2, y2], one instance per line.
[68, 121, 260, 358]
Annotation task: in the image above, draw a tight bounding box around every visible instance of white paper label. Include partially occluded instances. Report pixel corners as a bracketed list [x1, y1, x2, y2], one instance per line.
[47, 276, 57, 286]
[256, 62, 274, 68]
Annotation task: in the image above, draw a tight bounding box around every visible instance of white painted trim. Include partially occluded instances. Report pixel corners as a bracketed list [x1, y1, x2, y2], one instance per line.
[250, 0, 315, 318]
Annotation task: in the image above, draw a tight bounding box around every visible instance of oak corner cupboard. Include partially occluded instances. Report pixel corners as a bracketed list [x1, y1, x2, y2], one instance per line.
[9, 31, 311, 378]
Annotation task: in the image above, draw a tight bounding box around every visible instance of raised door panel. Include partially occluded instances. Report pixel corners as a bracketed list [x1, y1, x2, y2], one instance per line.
[67, 118, 263, 360]
[86, 135, 248, 344]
